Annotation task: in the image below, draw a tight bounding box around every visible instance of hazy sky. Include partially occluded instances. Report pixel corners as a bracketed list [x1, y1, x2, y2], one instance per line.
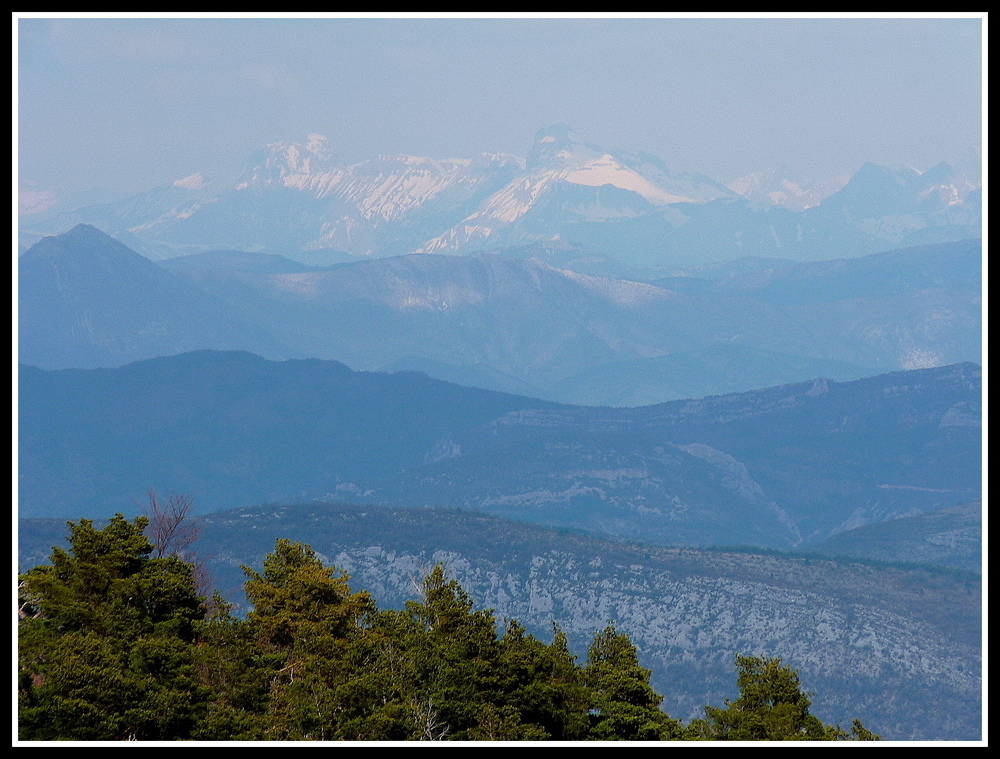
[16, 14, 983, 205]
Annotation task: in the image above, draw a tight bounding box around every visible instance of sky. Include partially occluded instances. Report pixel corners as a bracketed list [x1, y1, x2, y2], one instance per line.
[16, 14, 984, 210]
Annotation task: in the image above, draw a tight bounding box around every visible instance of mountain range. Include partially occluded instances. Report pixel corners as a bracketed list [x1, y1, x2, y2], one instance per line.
[16, 125, 982, 742]
[19, 126, 980, 269]
[18, 225, 980, 407]
[18, 350, 980, 553]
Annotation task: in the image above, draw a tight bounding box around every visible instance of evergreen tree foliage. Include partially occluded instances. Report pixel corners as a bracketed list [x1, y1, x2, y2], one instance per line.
[403, 565, 507, 739]
[240, 539, 376, 739]
[493, 621, 591, 740]
[584, 622, 682, 741]
[189, 595, 276, 740]
[691, 655, 880, 741]
[17, 527, 881, 742]
[18, 515, 208, 740]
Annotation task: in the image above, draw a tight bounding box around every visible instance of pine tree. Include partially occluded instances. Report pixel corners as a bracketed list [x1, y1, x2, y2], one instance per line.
[694, 655, 880, 741]
[241, 539, 376, 740]
[189, 594, 276, 740]
[583, 622, 681, 741]
[492, 621, 590, 740]
[403, 565, 507, 739]
[18, 515, 208, 740]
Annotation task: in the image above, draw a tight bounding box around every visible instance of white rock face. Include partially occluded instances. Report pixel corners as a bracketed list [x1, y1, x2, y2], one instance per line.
[322, 539, 979, 735]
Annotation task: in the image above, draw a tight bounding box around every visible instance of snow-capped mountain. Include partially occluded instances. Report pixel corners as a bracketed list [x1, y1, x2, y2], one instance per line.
[19, 126, 981, 268]
[145, 143, 522, 258]
[228, 133, 525, 255]
[414, 124, 736, 254]
[16, 126, 737, 261]
[726, 167, 851, 211]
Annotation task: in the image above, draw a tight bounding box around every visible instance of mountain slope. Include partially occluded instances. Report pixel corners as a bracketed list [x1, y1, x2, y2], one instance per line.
[377, 363, 981, 547]
[807, 501, 982, 572]
[159, 238, 980, 402]
[21, 127, 978, 266]
[18, 225, 292, 369]
[18, 227, 980, 406]
[17, 350, 559, 519]
[18, 351, 981, 551]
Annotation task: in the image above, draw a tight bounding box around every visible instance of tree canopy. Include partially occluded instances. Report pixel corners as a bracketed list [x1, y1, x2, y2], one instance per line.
[18, 520, 880, 742]
[18, 515, 208, 740]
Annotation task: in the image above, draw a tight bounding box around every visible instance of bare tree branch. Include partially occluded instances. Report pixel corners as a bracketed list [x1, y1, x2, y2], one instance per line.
[142, 490, 200, 559]
[141, 490, 213, 599]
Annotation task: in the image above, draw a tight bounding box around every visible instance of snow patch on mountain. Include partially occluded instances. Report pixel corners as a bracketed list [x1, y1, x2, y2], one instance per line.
[173, 173, 206, 191]
[728, 169, 850, 210]
[557, 267, 674, 307]
[564, 154, 693, 205]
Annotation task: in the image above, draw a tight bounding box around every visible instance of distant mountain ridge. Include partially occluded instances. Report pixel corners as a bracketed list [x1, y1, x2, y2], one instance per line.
[375, 362, 981, 547]
[808, 501, 982, 572]
[18, 351, 981, 551]
[19, 126, 980, 267]
[17, 224, 292, 369]
[19, 227, 980, 407]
